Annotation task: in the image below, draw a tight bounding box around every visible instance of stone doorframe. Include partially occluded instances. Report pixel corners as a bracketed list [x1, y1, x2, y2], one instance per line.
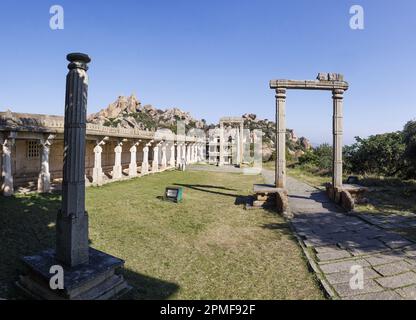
[270, 73, 349, 207]
[219, 117, 244, 166]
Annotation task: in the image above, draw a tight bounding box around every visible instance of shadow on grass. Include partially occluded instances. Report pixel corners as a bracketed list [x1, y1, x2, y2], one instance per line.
[122, 268, 179, 300]
[0, 193, 59, 299]
[173, 183, 239, 198]
[0, 193, 179, 300]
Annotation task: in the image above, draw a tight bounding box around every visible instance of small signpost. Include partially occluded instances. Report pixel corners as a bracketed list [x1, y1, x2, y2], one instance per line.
[164, 186, 184, 203]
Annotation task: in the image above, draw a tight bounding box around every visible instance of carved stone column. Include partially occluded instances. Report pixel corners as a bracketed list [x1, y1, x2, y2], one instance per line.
[275, 88, 286, 189]
[235, 128, 241, 166]
[190, 144, 194, 163]
[112, 142, 123, 180]
[141, 141, 151, 175]
[240, 122, 244, 165]
[92, 141, 104, 186]
[219, 123, 224, 166]
[170, 143, 176, 167]
[18, 53, 129, 300]
[161, 142, 167, 170]
[37, 135, 54, 193]
[182, 143, 186, 164]
[56, 53, 91, 267]
[129, 141, 140, 177]
[176, 143, 182, 166]
[332, 89, 344, 192]
[1, 135, 14, 196]
[186, 144, 191, 164]
[152, 143, 160, 172]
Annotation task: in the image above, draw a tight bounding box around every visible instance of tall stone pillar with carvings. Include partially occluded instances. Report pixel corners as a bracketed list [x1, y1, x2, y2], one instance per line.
[19, 53, 128, 300]
[275, 88, 286, 189]
[1, 134, 14, 196]
[332, 89, 344, 193]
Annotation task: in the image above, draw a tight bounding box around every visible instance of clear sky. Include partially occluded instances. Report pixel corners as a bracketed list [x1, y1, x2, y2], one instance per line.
[1, 0, 415, 145]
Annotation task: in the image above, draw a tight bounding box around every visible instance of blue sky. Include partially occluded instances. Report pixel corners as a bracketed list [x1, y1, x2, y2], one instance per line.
[1, 0, 415, 145]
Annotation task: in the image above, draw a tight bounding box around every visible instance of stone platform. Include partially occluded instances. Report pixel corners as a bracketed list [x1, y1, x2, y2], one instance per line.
[247, 184, 290, 216]
[17, 247, 130, 300]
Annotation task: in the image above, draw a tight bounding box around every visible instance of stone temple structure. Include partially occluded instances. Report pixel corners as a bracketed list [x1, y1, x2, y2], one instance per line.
[0, 115, 205, 196]
[208, 117, 246, 166]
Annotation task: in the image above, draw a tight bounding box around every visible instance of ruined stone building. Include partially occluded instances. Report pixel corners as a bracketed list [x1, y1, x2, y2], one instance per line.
[0, 111, 206, 196]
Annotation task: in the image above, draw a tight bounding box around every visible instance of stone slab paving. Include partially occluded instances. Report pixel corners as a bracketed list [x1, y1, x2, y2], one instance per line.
[261, 169, 416, 300]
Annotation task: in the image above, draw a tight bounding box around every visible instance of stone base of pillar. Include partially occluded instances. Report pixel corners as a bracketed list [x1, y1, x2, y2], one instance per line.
[325, 183, 354, 212]
[112, 166, 123, 180]
[152, 162, 159, 173]
[141, 162, 149, 175]
[92, 168, 103, 186]
[250, 184, 291, 217]
[1, 178, 14, 196]
[37, 173, 51, 193]
[128, 164, 137, 177]
[17, 247, 130, 300]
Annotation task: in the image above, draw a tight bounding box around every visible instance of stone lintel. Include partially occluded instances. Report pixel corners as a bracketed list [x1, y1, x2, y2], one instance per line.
[269, 79, 349, 91]
[253, 183, 285, 194]
[219, 116, 244, 124]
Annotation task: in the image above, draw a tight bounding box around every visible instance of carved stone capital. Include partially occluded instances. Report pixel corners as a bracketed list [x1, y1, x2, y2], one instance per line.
[332, 89, 344, 99]
[275, 88, 286, 99]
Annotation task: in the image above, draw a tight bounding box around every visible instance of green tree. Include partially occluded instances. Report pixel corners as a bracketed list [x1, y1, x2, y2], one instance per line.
[343, 132, 405, 177]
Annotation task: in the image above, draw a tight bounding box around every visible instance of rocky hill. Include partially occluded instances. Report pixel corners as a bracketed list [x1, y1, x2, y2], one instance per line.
[87, 95, 205, 132]
[242, 113, 311, 161]
[87, 95, 311, 161]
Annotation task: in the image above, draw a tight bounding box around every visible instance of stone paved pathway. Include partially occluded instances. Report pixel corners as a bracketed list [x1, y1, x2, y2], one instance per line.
[262, 169, 416, 300]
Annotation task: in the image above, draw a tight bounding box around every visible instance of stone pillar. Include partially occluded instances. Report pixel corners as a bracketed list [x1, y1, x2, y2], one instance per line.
[219, 123, 224, 166]
[1, 135, 14, 196]
[186, 144, 191, 164]
[141, 141, 151, 175]
[181, 142, 187, 164]
[170, 143, 176, 167]
[92, 141, 104, 186]
[18, 53, 128, 300]
[176, 143, 182, 166]
[332, 89, 344, 191]
[37, 135, 54, 193]
[235, 128, 241, 166]
[275, 88, 286, 189]
[56, 53, 91, 267]
[240, 122, 244, 165]
[112, 142, 123, 180]
[161, 142, 167, 170]
[152, 143, 160, 172]
[128, 142, 140, 177]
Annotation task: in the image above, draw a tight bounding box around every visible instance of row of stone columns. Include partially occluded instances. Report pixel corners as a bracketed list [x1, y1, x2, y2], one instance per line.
[0, 134, 206, 195]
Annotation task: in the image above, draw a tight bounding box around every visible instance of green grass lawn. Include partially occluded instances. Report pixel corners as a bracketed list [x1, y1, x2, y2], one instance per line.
[0, 170, 323, 300]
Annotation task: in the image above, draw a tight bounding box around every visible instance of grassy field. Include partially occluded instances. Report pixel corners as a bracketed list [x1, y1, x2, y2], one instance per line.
[0, 170, 323, 300]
